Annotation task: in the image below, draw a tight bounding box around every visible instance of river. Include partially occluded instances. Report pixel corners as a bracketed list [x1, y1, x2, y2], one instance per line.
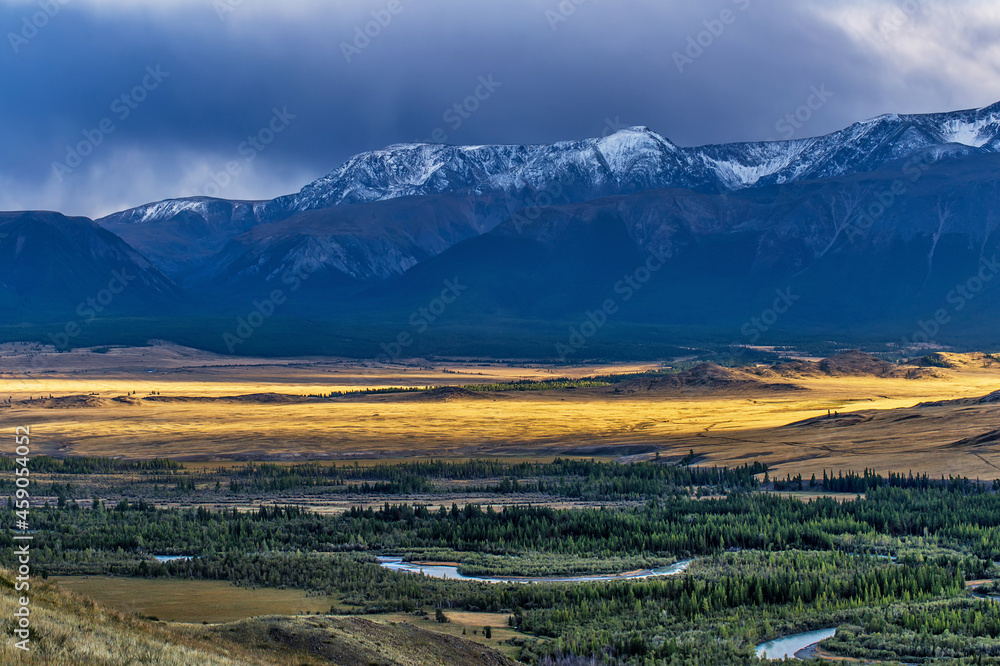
[376, 557, 692, 583]
[756, 627, 836, 660]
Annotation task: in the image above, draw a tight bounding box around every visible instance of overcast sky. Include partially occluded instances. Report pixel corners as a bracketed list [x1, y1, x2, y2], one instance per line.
[1, 0, 998, 218]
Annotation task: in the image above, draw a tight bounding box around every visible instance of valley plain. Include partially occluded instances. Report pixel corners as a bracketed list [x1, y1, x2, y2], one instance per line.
[8, 343, 1000, 664]
[4, 343, 1000, 480]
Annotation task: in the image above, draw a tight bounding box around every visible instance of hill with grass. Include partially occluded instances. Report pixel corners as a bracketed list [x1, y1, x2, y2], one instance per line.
[0, 570, 515, 666]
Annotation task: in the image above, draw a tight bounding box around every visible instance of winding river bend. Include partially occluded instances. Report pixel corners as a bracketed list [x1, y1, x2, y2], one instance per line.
[377, 557, 692, 583]
[756, 628, 836, 660]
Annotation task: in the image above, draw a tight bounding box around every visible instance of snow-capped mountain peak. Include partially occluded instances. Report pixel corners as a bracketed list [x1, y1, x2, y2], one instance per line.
[103, 101, 1000, 233]
[96, 100, 1000, 284]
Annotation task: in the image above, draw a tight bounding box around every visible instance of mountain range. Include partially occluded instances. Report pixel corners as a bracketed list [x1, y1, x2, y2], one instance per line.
[4, 102, 1000, 357]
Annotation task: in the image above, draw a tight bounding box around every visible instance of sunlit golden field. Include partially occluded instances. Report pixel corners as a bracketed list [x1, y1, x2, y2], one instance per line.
[0, 341, 659, 397]
[3, 343, 1000, 479]
[48, 577, 335, 624]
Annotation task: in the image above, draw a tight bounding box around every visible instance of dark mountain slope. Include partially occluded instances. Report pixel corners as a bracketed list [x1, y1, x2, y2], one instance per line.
[370, 153, 1000, 347]
[96, 101, 1000, 287]
[0, 211, 180, 324]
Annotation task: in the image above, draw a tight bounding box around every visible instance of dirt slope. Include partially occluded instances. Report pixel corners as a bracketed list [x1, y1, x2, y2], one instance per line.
[0, 569, 516, 666]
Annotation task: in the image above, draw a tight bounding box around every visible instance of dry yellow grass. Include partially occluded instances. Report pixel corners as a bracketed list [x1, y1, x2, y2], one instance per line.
[0, 341, 657, 398]
[0, 572, 252, 665]
[3, 344, 1000, 478]
[48, 577, 335, 623]
[0, 570, 517, 665]
[369, 611, 523, 659]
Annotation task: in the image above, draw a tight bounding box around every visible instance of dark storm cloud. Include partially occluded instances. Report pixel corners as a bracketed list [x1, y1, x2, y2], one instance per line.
[0, 0, 997, 217]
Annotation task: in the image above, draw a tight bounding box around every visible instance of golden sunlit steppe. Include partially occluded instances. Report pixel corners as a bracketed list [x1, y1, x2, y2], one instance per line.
[2, 343, 999, 479]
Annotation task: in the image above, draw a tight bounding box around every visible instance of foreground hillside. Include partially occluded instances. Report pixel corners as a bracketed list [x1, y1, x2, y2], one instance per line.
[0, 570, 514, 665]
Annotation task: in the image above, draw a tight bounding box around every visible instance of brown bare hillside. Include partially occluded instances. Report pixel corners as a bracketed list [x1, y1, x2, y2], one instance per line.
[610, 363, 802, 394]
[911, 352, 1000, 369]
[208, 615, 518, 666]
[407, 386, 501, 401]
[14, 395, 110, 409]
[143, 393, 312, 404]
[0, 570, 516, 666]
[762, 350, 943, 380]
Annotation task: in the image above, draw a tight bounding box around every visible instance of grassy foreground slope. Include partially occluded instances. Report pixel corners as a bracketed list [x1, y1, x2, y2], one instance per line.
[0, 570, 515, 666]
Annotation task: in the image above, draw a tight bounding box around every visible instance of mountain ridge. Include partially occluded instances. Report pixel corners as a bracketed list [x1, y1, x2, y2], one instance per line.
[91, 100, 1000, 288]
[3, 101, 1000, 355]
[100, 99, 1000, 227]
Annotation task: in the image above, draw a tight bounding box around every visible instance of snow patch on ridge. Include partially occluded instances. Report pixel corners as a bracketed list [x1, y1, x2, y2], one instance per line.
[939, 117, 995, 148]
[702, 154, 792, 188]
[699, 141, 809, 188]
[136, 200, 206, 224]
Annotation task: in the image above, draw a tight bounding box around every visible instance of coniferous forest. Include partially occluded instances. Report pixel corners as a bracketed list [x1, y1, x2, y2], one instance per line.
[8, 456, 1000, 664]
